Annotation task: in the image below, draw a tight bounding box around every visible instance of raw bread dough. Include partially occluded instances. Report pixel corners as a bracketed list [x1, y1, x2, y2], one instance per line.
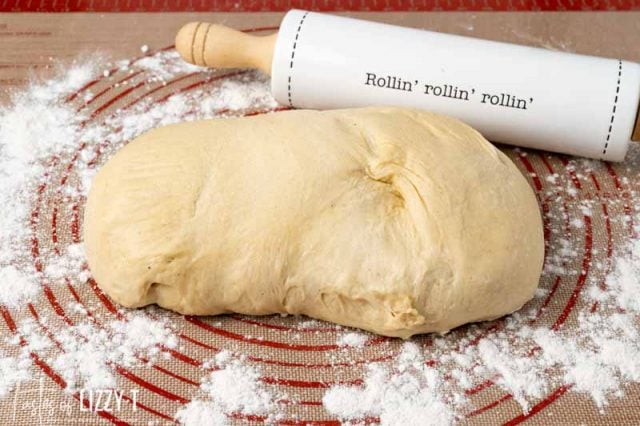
[84, 107, 544, 338]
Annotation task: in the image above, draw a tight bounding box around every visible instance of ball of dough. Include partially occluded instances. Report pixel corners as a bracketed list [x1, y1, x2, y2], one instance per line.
[84, 107, 544, 338]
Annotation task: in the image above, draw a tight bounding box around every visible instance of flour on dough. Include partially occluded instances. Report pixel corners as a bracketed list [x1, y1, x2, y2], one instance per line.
[84, 107, 544, 338]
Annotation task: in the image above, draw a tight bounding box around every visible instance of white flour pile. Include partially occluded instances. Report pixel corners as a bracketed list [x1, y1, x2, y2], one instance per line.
[0, 266, 37, 308]
[44, 243, 89, 282]
[0, 352, 31, 397]
[337, 332, 369, 348]
[0, 47, 639, 425]
[0, 62, 96, 308]
[176, 351, 282, 425]
[324, 342, 459, 425]
[13, 313, 177, 392]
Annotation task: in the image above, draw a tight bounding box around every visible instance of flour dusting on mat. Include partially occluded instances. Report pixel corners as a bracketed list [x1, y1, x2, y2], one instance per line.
[337, 331, 369, 348]
[44, 243, 89, 282]
[324, 342, 459, 424]
[15, 311, 177, 392]
[605, 238, 640, 311]
[0, 60, 98, 307]
[0, 352, 31, 397]
[0, 265, 38, 308]
[0, 46, 639, 424]
[176, 351, 281, 425]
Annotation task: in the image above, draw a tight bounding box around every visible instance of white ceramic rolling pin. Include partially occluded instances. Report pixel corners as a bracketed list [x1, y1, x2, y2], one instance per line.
[175, 10, 640, 161]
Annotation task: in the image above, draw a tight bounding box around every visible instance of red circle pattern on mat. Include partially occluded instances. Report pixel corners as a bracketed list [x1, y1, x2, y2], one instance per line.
[1, 34, 637, 425]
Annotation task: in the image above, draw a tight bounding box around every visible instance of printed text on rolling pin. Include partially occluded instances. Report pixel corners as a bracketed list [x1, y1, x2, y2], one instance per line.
[364, 72, 534, 110]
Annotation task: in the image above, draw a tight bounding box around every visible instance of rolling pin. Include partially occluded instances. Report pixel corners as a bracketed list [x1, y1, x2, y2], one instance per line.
[175, 10, 640, 161]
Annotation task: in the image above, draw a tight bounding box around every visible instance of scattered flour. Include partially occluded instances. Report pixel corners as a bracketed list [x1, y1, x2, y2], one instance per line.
[605, 238, 640, 311]
[176, 399, 228, 426]
[0, 353, 31, 397]
[297, 319, 323, 329]
[44, 243, 90, 283]
[134, 50, 203, 82]
[476, 338, 547, 411]
[16, 313, 177, 392]
[323, 342, 458, 425]
[0, 265, 38, 308]
[0, 59, 98, 307]
[176, 351, 279, 425]
[337, 332, 369, 348]
[530, 233, 640, 410]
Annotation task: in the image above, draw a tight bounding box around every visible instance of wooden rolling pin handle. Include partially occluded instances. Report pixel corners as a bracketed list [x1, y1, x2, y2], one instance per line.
[175, 22, 277, 76]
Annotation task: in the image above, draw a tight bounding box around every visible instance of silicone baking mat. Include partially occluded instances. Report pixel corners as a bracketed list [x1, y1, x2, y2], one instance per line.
[0, 7, 639, 425]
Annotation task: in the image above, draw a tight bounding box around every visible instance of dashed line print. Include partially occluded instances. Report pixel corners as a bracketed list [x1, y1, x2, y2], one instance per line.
[287, 12, 309, 107]
[603, 60, 622, 156]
